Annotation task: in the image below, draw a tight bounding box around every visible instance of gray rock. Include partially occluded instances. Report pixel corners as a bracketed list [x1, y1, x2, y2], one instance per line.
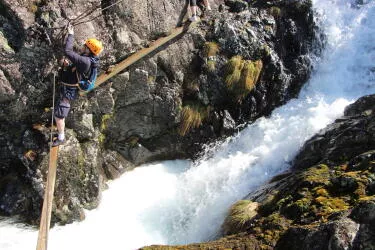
[67, 111, 95, 141]
[0, 69, 15, 102]
[102, 150, 135, 180]
[124, 68, 151, 105]
[225, 0, 249, 13]
[293, 95, 375, 169]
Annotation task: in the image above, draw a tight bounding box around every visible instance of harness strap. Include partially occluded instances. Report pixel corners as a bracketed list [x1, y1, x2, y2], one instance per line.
[60, 81, 84, 91]
[60, 82, 79, 87]
[60, 69, 85, 91]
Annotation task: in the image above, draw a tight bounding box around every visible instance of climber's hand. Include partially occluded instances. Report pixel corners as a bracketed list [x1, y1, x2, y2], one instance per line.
[67, 24, 74, 35]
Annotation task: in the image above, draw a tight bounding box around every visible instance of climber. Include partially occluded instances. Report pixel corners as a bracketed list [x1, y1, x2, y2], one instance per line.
[189, 0, 211, 22]
[52, 24, 103, 147]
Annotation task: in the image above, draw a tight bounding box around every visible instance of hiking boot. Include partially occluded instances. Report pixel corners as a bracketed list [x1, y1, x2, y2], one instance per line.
[189, 15, 199, 22]
[51, 138, 65, 147]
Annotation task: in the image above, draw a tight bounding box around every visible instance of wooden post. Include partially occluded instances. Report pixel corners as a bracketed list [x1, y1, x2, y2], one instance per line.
[36, 146, 59, 250]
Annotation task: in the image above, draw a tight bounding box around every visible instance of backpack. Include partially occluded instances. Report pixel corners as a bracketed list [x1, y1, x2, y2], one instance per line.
[78, 56, 99, 91]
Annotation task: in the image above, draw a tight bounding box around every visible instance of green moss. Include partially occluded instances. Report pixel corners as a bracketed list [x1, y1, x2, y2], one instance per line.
[314, 196, 349, 218]
[303, 164, 331, 186]
[98, 133, 106, 145]
[256, 213, 291, 245]
[288, 198, 311, 215]
[275, 195, 293, 209]
[126, 136, 139, 147]
[314, 187, 329, 197]
[258, 192, 281, 216]
[148, 75, 156, 83]
[358, 195, 375, 202]
[354, 182, 367, 198]
[100, 113, 113, 132]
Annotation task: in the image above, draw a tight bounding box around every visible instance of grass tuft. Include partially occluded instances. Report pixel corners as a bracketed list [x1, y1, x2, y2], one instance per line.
[225, 56, 263, 101]
[223, 200, 259, 235]
[178, 104, 210, 136]
[203, 42, 220, 58]
[269, 6, 281, 18]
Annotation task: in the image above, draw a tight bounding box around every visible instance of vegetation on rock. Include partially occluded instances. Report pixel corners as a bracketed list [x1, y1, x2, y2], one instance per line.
[225, 56, 263, 102]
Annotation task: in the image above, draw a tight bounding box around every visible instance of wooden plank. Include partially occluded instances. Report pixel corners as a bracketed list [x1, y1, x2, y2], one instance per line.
[81, 22, 193, 95]
[36, 146, 59, 250]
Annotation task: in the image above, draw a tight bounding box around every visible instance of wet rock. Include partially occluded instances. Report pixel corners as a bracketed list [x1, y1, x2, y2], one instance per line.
[331, 175, 359, 193]
[350, 201, 375, 224]
[367, 181, 375, 195]
[276, 218, 359, 250]
[344, 94, 375, 117]
[222, 110, 236, 133]
[293, 95, 375, 169]
[102, 150, 135, 180]
[0, 175, 31, 216]
[36, 130, 102, 225]
[347, 150, 375, 172]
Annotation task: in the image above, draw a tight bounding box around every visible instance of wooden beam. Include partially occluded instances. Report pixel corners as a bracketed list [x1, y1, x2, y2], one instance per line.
[81, 22, 193, 95]
[36, 146, 59, 250]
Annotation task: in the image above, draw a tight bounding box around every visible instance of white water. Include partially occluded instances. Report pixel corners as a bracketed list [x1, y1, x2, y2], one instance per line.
[1, 0, 375, 249]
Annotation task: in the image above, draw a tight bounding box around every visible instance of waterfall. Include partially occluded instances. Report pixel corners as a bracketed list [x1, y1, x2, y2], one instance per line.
[1, 0, 375, 249]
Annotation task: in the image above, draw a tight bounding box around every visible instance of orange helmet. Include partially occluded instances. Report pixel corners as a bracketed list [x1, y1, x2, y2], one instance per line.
[85, 38, 103, 56]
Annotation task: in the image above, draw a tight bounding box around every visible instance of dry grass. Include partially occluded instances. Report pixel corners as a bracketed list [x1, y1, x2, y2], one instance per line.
[203, 42, 220, 58]
[178, 105, 210, 136]
[225, 56, 263, 101]
[269, 6, 281, 18]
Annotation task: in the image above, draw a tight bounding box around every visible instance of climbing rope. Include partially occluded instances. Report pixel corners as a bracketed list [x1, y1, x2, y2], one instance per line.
[50, 73, 56, 147]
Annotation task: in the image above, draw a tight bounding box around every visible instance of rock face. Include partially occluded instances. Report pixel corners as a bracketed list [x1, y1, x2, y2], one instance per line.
[293, 95, 375, 169]
[0, 0, 315, 225]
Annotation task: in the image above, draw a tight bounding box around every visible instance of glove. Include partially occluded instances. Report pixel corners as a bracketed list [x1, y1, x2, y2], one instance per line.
[67, 24, 74, 35]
